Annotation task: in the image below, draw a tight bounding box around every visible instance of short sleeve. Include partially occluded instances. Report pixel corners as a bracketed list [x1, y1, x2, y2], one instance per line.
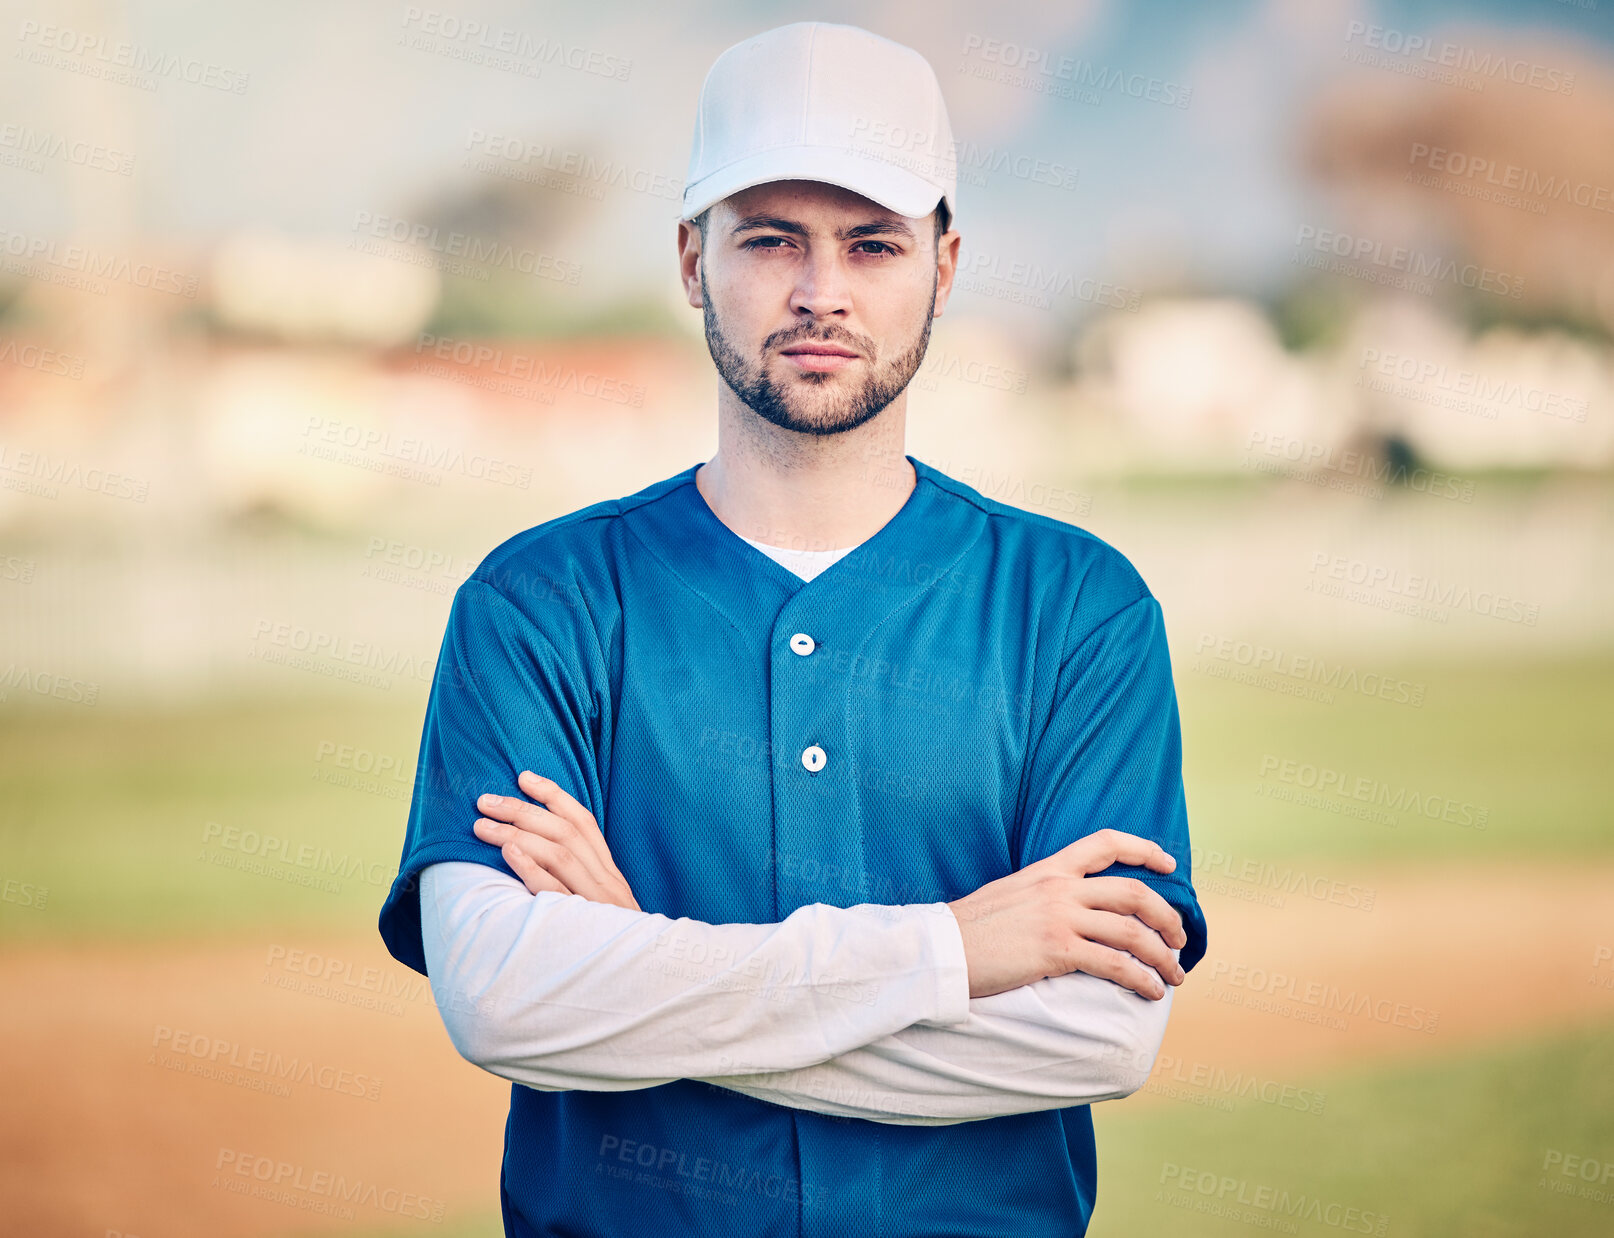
[378, 576, 605, 975]
[1015, 593, 1208, 973]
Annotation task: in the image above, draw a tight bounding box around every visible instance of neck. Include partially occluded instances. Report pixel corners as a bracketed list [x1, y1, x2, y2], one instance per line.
[695, 394, 916, 553]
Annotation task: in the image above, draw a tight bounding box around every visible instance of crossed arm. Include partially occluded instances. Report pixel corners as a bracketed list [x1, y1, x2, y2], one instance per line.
[418, 775, 1182, 1125]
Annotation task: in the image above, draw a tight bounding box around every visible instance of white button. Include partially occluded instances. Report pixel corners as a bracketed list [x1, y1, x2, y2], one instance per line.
[789, 633, 816, 656]
[801, 744, 826, 773]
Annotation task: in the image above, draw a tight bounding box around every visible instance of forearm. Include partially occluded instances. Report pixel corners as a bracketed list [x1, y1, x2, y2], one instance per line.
[419, 861, 971, 1092]
[696, 953, 1177, 1125]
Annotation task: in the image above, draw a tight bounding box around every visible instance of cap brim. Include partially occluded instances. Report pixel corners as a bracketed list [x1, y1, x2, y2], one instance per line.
[681, 144, 948, 222]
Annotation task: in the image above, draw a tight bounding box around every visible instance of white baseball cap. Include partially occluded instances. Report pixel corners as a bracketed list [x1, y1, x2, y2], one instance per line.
[680, 22, 957, 228]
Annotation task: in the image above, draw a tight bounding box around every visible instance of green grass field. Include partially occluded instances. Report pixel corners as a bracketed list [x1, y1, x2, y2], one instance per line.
[1, 653, 1610, 943]
[1178, 652, 1614, 863]
[0, 692, 431, 943]
[1089, 1019, 1614, 1238]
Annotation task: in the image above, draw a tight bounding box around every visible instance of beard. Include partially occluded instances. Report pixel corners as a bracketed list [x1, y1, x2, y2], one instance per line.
[701, 264, 937, 437]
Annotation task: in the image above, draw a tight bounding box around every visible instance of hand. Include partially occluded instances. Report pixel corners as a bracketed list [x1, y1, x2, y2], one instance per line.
[472, 771, 641, 911]
[946, 828, 1188, 1001]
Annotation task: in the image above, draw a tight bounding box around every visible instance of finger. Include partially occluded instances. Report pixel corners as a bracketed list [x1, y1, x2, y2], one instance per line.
[515, 772, 631, 883]
[1071, 909, 1184, 985]
[516, 772, 600, 835]
[501, 841, 571, 897]
[475, 818, 608, 898]
[1063, 940, 1170, 1000]
[1056, 829, 1177, 878]
[476, 793, 616, 890]
[1075, 876, 1187, 951]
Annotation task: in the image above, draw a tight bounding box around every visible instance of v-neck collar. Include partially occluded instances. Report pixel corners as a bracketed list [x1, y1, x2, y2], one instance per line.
[688, 456, 926, 594]
[626, 454, 986, 635]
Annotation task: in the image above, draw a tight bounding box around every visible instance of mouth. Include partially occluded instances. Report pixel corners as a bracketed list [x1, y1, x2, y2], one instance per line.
[779, 344, 859, 359]
[778, 344, 860, 373]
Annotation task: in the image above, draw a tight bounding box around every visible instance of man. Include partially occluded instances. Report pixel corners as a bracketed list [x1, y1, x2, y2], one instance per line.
[379, 21, 1207, 1238]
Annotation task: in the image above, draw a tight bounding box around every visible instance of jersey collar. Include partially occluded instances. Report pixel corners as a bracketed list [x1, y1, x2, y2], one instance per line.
[627, 454, 986, 632]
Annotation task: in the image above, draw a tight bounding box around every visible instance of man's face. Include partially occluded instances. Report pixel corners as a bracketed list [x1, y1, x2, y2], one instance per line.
[684, 180, 951, 437]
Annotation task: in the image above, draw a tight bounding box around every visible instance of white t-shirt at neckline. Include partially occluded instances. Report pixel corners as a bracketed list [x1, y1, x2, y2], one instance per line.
[736, 533, 863, 581]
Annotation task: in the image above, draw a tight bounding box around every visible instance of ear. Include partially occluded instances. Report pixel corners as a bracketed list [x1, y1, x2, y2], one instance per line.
[932, 226, 960, 318]
[677, 220, 704, 309]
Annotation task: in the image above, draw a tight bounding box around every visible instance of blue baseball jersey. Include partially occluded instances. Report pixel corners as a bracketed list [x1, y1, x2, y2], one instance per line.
[379, 454, 1207, 1237]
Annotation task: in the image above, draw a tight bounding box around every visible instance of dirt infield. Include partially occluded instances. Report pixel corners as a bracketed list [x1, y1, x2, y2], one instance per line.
[3, 862, 1611, 1237]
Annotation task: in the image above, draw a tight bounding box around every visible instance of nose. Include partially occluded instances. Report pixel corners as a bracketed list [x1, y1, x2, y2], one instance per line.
[788, 247, 853, 320]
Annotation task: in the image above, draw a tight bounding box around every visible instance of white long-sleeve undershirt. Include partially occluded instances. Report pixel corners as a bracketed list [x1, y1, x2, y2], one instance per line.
[420, 860, 1175, 1125]
[419, 859, 973, 1089]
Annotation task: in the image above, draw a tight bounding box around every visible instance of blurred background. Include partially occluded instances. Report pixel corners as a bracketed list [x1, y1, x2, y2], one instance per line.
[1, 0, 1611, 1234]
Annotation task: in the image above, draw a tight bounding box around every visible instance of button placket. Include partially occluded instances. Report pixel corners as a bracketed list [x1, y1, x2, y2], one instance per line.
[788, 633, 821, 772]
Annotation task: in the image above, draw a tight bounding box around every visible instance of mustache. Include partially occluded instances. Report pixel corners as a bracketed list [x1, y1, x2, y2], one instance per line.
[770, 326, 866, 352]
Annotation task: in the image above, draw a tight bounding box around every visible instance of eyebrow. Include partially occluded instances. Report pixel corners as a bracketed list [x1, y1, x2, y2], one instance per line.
[729, 214, 916, 242]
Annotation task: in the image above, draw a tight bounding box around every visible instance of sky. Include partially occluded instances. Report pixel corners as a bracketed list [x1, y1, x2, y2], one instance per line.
[2, 0, 1609, 343]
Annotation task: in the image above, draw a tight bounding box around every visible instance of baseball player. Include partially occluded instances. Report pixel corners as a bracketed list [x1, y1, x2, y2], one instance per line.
[380, 21, 1207, 1238]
